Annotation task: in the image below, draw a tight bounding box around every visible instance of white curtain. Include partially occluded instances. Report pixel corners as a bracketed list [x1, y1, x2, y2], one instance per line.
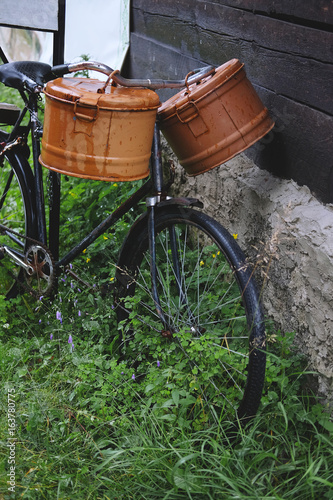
[65, 0, 130, 70]
[0, 0, 130, 70]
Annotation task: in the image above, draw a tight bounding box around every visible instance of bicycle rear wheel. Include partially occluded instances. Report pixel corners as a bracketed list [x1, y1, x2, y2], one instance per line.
[0, 138, 36, 298]
[115, 206, 266, 425]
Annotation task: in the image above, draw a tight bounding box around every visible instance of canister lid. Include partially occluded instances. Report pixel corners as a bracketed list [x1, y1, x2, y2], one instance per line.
[44, 77, 161, 110]
[158, 59, 243, 119]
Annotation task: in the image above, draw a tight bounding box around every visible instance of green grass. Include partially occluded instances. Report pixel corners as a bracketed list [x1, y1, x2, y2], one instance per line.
[1, 82, 332, 500]
[0, 293, 332, 500]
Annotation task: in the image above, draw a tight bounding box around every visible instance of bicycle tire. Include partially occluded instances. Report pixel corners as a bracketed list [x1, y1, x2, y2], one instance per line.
[0, 133, 36, 298]
[115, 206, 266, 425]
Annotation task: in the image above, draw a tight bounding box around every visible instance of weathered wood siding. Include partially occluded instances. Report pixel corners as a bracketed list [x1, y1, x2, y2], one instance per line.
[126, 0, 333, 203]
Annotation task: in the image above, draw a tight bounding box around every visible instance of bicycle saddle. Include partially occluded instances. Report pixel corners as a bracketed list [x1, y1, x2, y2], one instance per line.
[0, 61, 53, 92]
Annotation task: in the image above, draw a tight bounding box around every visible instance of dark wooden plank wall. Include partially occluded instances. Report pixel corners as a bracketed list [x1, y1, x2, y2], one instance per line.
[126, 0, 333, 203]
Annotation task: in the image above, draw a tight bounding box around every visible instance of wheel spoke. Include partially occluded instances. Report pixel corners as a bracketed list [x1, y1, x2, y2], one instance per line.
[0, 149, 34, 297]
[0, 169, 14, 211]
[116, 208, 266, 425]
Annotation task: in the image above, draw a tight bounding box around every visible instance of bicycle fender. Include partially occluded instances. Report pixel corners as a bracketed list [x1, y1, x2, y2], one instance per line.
[157, 197, 204, 209]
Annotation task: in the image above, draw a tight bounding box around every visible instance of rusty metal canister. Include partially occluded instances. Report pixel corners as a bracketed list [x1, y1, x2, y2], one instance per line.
[40, 78, 160, 181]
[158, 59, 274, 176]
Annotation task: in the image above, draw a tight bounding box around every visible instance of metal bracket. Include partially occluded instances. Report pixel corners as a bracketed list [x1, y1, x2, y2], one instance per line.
[146, 195, 203, 209]
[146, 195, 172, 207]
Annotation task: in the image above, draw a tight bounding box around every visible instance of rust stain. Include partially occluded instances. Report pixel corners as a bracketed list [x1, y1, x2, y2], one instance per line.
[158, 58, 274, 176]
[41, 77, 160, 181]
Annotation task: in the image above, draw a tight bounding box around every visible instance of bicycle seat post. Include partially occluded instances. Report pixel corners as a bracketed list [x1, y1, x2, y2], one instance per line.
[29, 94, 47, 245]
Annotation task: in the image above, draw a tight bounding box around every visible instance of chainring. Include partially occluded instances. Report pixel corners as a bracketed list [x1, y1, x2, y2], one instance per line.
[24, 244, 55, 298]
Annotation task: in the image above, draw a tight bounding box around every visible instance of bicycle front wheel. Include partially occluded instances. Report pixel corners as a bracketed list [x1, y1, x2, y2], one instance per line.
[0, 139, 36, 298]
[116, 206, 266, 425]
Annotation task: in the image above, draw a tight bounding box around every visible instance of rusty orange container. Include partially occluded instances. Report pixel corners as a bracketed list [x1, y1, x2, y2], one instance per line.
[158, 59, 274, 176]
[40, 78, 160, 181]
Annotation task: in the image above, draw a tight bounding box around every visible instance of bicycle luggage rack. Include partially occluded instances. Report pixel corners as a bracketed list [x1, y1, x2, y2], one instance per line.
[0, 103, 21, 125]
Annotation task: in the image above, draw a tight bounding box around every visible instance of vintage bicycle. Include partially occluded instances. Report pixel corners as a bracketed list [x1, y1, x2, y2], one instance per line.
[0, 58, 266, 425]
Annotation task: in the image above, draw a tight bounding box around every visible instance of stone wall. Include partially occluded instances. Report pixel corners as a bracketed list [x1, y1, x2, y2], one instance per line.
[165, 144, 333, 406]
[128, 0, 333, 203]
[128, 0, 333, 407]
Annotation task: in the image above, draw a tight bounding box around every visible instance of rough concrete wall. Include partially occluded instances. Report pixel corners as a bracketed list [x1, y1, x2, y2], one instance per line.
[165, 143, 333, 406]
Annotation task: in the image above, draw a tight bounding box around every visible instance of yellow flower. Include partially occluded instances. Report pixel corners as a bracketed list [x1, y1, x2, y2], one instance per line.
[233, 233, 238, 240]
[86, 258, 91, 263]
[200, 260, 204, 267]
[110, 277, 114, 282]
[103, 236, 108, 240]
[82, 249, 87, 254]
[217, 251, 220, 255]
[113, 183, 118, 187]
[212, 253, 216, 258]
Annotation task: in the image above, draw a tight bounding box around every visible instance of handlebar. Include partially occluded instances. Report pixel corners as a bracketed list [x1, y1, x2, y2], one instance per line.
[51, 61, 215, 90]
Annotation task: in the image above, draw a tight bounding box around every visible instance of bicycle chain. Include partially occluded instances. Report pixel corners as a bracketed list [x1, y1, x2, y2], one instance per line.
[0, 223, 56, 298]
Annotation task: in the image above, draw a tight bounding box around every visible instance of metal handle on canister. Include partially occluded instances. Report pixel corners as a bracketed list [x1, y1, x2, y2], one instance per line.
[73, 99, 99, 122]
[176, 100, 200, 124]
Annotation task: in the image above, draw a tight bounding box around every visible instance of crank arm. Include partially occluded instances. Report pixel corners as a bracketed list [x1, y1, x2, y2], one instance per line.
[0, 245, 34, 275]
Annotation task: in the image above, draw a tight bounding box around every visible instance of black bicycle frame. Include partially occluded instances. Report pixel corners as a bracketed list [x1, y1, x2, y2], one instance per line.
[3, 92, 199, 331]
[4, 89, 187, 330]
[25, 104, 165, 278]
[55, 178, 152, 271]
